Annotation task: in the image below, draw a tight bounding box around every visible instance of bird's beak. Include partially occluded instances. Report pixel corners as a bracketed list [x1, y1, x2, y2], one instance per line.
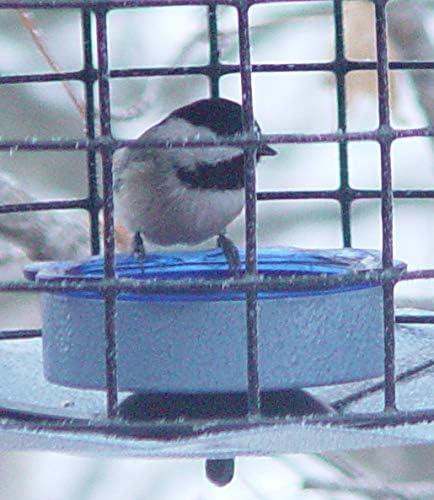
[258, 144, 278, 157]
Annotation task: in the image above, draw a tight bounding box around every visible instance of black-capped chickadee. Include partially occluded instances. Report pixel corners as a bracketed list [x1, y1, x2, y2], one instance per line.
[114, 98, 277, 272]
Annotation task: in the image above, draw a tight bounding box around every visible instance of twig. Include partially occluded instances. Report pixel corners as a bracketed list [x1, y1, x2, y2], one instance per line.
[17, 10, 86, 121]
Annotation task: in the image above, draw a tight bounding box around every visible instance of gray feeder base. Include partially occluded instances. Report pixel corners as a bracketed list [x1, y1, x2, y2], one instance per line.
[0, 315, 432, 457]
[42, 286, 384, 392]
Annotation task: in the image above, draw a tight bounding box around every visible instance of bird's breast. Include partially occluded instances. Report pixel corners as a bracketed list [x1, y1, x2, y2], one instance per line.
[115, 162, 244, 246]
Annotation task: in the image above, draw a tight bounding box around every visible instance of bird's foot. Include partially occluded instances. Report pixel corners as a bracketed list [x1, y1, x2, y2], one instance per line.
[217, 234, 241, 277]
[132, 232, 146, 269]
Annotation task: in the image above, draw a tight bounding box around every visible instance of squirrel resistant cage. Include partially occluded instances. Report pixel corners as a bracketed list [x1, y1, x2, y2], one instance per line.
[1, 0, 434, 488]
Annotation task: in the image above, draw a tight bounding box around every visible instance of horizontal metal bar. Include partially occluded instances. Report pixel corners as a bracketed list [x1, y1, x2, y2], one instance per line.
[0, 70, 93, 85]
[389, 61, 434, 71]
[0, 266, 406, 295]
[0, 0, 333, 9]
[0, 330, 41, 340]
[110, 62, 334, 80]
[402, 269, 434, 281]
[0, 127, 432, 152]
[2, 61, 432, 87]
[3, 0, 434, 9]
[258, 190, 340, 201]
[110, 65, 216, 78]
[0, 404, 434, 442]
[0, 0, 231, 7]
[110, 60, 434, 79]
[396, 315, 434, 324]
[7, 268, 434, 293]
[0, 199, 90, 214]
[352, 190, 434, 200]
[258, 189, 434, 201]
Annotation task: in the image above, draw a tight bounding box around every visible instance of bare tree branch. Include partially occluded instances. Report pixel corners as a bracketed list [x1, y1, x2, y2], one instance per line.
[0, 173, 90, 261]
[17, 10, 86, 121]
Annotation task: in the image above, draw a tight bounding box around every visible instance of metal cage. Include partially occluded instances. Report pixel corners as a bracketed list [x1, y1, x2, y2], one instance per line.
[0, 0, 434, 461]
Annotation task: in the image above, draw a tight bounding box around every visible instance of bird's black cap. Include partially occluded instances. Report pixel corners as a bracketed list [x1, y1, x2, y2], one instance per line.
[171, 98, 245, 137]
[171, 97, 277, 155]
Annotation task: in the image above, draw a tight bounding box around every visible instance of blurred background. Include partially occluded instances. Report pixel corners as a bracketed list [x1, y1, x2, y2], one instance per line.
[0, 0, 434, 498]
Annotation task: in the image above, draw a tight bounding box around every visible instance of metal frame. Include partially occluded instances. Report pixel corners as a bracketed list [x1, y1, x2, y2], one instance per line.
[0, 0, 434, 439]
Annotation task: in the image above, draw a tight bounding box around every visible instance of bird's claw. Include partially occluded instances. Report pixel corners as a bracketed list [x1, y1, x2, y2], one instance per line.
[132, 232, 146, 264]
[217, 234, 242, 277]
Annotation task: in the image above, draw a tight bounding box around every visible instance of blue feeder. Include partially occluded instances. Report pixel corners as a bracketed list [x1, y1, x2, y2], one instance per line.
[25, 247, 405, 393]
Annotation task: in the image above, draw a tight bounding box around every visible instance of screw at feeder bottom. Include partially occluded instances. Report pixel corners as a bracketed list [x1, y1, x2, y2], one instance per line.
[206, 458, 235, 486]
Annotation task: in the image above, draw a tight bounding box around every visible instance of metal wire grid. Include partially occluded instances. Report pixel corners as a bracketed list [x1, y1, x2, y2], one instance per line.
[0, 0, 433, 439]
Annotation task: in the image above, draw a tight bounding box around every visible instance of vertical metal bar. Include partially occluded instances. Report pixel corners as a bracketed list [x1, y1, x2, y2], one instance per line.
[374, 0, 396, 411]
[81, 8, 100, 255]
[95, 7, 118, 418]
[334, 0, 351, 247]
[208, 5, 220, 98]
[237, 1, 260, 417]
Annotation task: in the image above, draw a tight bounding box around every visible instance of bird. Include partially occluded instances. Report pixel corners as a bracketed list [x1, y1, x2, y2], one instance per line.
[114, 97, 277, 273]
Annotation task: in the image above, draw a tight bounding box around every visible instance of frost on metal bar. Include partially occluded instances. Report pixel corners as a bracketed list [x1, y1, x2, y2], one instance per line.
[333, 0, 351, 247]
[0, 127, 432, 152]
[374, 0, 396, 411]
[95, 8, 119, 418]
[237, 1, 260, 417]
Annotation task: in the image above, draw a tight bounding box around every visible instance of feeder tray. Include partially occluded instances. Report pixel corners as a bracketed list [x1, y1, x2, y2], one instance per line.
[0, 249, 432, 462]
[25, 247, 406, 393]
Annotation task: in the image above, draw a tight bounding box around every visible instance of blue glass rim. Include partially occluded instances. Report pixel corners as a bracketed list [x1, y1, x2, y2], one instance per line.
[24, 247, 406, 302]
